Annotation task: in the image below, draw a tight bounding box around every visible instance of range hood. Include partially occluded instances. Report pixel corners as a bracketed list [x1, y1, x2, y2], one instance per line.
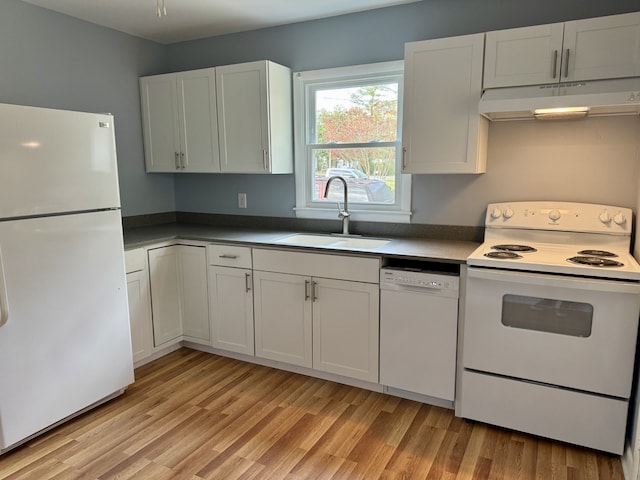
[479, 77, 640, 121]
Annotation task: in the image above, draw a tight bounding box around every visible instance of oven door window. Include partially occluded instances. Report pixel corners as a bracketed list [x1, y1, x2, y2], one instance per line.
[501, 295, 593, 337]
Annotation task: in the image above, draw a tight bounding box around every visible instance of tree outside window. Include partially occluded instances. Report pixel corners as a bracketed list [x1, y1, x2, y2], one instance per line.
[293, 61, 411, 223]
[311, 83, 399, 204]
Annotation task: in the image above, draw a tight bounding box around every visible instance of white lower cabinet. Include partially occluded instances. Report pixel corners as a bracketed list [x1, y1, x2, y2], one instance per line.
[312, 278, 379, 382]
[148, 244, 209, 347]
[180, 246, 210, 343]
[125, 249, 153, 364]
[253, 249, 380, 383]
[140, 243, 381, 385]
[253, 271, 313, 367]
[207, 244, 255, 355]
[148, 246, 182, 346]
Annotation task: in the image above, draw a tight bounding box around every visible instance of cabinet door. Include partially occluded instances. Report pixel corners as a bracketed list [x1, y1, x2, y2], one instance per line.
[140, 74, 180, 172]
[176, 69, 221, 173]
[209, 266, 254, 355]
[126, 269, 153, 364]
[312, 278, 379, 382]
[216, 61, 270, 173]
[148, 246, 182, 346]
[484, 23, 564, 88]
[253, 271, 312, 367]
[402, 33, 487, 174]
[563, 12, 640, 82]
[179, 245, 210, 343]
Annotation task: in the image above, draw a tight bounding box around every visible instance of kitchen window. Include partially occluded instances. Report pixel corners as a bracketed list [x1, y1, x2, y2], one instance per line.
[293, 61, 411, 223]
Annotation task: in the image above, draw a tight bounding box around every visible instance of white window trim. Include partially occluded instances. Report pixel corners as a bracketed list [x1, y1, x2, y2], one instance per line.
[293, 61, 412, 224]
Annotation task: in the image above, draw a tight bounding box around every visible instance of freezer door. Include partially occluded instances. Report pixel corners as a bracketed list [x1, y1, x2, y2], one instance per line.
[0, 210, 134, 451]
[0, 103, 121, 218]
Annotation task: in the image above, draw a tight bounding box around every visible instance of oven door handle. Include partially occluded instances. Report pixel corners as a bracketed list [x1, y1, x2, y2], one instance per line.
[467, 267, 640, 294]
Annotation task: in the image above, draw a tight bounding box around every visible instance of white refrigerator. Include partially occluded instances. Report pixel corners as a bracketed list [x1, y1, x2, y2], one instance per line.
[0, 103, 134, 454]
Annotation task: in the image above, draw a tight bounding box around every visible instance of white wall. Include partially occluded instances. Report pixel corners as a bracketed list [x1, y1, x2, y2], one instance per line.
[412, 116, 640, 226]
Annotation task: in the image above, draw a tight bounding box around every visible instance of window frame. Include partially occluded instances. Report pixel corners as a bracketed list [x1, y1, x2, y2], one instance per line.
[293, 61, 412, 223]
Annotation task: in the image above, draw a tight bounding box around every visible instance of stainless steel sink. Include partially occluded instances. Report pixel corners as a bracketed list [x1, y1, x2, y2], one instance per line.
[274, 234, 390, 249]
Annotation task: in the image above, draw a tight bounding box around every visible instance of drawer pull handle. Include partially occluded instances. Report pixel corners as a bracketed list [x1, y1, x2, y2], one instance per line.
[219, 254, 238, 259]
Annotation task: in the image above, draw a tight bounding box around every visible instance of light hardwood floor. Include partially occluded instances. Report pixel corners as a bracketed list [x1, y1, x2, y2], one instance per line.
[0, 348, 624, 479]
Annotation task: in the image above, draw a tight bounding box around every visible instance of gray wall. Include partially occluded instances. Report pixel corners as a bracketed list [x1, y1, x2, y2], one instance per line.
[2, 0, 639, 225]
[0, 0, 173, 217]
[167, 0, 640, 226]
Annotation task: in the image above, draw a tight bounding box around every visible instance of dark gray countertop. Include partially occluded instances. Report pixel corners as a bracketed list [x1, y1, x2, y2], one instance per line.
[123, 223, 480, 264]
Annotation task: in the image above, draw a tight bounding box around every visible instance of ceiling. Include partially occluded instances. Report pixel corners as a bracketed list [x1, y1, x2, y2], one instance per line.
[20, 0, 423, 44]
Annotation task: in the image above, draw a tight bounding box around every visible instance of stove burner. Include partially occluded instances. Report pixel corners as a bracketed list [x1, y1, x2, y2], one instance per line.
[577, 249, 618, 257]
[492, 244, 537, 253]
[567, 256, 624, 268]
[485, 251, 523, 259]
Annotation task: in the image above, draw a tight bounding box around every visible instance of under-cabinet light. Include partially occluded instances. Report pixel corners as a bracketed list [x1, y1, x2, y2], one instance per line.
[533, 107, 590, 120]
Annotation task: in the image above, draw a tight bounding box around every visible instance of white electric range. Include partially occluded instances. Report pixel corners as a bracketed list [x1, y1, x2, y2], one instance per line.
[466, 201, 640, 280]
[458, 201, 640, 455]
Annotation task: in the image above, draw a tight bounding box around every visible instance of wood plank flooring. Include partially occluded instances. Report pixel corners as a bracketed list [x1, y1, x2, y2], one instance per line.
[0, 348, 624, 479]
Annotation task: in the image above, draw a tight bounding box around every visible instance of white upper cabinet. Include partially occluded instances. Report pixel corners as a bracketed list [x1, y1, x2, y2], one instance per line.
[484, 12, 640, 88]
[483, 23, 564, 88]
[216, 60, 293, 174]
[402, 33, 487, 174]
[140, 69, 220, 173]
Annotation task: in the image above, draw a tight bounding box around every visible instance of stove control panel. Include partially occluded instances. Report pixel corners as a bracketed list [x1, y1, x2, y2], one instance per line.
[485, 201, 632, 234]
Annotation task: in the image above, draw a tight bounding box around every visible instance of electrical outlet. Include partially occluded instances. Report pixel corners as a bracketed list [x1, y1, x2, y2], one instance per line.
[238, 193, 247, 209]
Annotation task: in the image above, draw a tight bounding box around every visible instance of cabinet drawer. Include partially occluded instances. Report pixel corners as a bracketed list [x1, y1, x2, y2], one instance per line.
[207, 244, 252, 268]
[253, 248, 379, 283]
[124, 248, 146, 274]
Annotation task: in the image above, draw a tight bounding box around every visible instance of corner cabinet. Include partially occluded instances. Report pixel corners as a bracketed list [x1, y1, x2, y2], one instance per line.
[484, 12, 640, 88]
[252, 249, 379, 383]
[402, 33, 488, 174]
[140, 69, 220, 173]
[125, 248, 153, 364]
[216, 61, 293, 174]
[147, 244, 209, 347]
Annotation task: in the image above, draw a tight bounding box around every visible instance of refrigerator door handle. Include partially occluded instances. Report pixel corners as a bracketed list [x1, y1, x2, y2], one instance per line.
[0, 246, 8, 327]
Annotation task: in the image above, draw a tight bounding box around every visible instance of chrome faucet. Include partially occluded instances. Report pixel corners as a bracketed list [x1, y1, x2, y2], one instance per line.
[324, 176, 350, 235]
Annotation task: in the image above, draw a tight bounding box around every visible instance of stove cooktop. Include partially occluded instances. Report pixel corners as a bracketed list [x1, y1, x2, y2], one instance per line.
[467, 241, 640, 280]
[468, 201, 640, 281]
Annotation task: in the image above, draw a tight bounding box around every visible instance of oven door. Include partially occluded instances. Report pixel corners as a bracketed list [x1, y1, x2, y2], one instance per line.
[463, 267, 640, 398]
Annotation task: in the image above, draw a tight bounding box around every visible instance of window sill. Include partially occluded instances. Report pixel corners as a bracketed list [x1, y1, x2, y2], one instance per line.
[294, 207, 412, 224]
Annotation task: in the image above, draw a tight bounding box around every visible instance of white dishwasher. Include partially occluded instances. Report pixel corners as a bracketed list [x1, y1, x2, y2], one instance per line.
[380, 267, 459, 403]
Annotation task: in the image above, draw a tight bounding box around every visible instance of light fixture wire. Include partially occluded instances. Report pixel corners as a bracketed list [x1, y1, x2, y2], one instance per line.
[156, 0, 167, 17]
